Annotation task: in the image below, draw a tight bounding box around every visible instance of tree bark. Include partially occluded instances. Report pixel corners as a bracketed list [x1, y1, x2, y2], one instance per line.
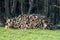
[44, 0, 48, 16]
[11, 0, 17, 17]
[20, 0, 24, 15]
[28, 0, 33, 14]
[5, 0, 10, 18]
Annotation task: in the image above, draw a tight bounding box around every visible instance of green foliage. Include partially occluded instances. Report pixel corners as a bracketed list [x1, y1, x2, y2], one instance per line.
[56, 21, 60, 26]
[0, 23, 3, 27]
[0, 27, 60, 40]
[58, 21, 60, 24]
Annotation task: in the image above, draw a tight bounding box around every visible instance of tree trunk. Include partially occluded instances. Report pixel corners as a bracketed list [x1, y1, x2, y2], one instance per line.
[5, 0, 10, 19]
[44, 0, 48, 16]
[11, 0, 17, 17]
[28, 0, 33, 14]
[53, 0, 58, 25]
[20, 0, 24, 15]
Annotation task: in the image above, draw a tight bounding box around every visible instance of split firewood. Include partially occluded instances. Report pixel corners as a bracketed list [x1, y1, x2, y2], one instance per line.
[5, 14, 51, 29]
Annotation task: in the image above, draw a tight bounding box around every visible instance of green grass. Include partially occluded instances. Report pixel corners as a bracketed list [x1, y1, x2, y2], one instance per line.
[0, 27, 60, 40]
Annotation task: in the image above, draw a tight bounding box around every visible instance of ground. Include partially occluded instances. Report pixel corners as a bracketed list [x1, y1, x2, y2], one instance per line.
[0, 27, 60, 40]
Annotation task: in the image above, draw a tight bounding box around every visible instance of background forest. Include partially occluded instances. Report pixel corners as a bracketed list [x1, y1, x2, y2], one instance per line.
[0, 0, 60, 25]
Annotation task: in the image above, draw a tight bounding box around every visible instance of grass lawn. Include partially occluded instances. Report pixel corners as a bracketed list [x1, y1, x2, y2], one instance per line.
[0, 27, 60, 40]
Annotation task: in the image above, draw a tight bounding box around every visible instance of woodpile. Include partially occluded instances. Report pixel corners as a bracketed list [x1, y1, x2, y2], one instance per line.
[5, 14, 51, 29]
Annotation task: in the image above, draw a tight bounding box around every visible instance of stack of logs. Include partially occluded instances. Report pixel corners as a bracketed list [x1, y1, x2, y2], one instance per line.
[5, 14, 51, 29]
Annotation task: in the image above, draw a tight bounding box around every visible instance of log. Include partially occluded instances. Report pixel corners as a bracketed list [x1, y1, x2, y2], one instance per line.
[5, 14, 51, 29]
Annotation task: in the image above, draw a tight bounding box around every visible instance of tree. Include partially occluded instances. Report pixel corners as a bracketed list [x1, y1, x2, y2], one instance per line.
[44, 0, 48, 16]
[11, 0, 17, 17]
[28, 0, 34, 14]
[20, 0, 24, 15]
[5, 0, 10, 18]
